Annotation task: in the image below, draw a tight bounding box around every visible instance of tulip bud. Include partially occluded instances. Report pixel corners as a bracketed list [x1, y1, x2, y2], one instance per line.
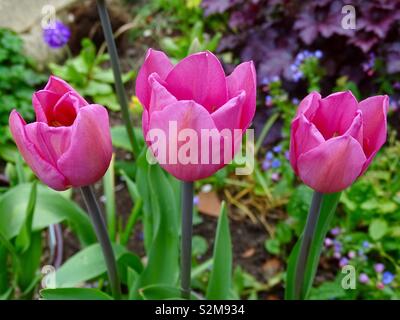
[290, 91, 388, 193]
[9, 76, 112, 191]
[136, 49, 256, 181]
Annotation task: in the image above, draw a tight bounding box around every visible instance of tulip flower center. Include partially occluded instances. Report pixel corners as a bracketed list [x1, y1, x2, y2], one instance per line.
[48, 101, 78, 127]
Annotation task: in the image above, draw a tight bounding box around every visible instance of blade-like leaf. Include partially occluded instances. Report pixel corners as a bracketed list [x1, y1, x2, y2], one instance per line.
[206, 202, 232, 299]
[140, 284, 198, 300]
[132, 164, 179, 297]
[285, 192, 341, 300]
[103, 154, 116, 240]
[15, 181, 37, 253]
[55, 243, 142, 288]
[40, 288, 113, 300]
[0, 183, 96, 246]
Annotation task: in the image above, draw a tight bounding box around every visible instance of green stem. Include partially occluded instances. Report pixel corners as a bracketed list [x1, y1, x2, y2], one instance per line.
[180, 181, 194, 299]
[80, 186, 121, 300]
[96, 0, 140, 156]
[294, 191, 323, 299]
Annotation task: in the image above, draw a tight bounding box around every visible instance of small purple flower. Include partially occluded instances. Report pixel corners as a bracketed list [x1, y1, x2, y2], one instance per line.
[193, 195, 199, 206]
[333, 252, 341, 259]
[265, 95, 273, 106]
[265, 151, 274, 161]
[43, 20, 71, 49]
[272, 145, 282, 153]
[382, 271, 395, 285]
[359, 273, 369, 284]
[271, 172, 280, 182]
[271, 159, 281, 169]
[261, 77, 270, 85]
[348, 251, 356, 259]
[362, 241, 370, 249]
[374, 263, 385, 273]
[291, 97, 300, 105]
[339, 257, 349, 267]
[324, 238, 333, 247]
[271, 75, 280, 82]
[393, 82, 400, 90]
[262, 160, 271, 171]
[330, 227, 341, 236]
[389, 98, 398, 111]
[284, 151, 290, 160]
[314, 50, 323, 59]
[292, 71, 303, 82]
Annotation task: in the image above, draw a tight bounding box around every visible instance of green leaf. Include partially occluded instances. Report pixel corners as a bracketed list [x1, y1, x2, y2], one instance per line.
[275, 222, 292, 244]
[139, 284, 198, 300]
[369, 219, 388, 240]
[40, 288, 113, 300]
[15, 181, 37, 253]
[0, 143, 18, 162]
[285, 192, 341, 300]
[103, 155, 116, 240]
[309, 281, 347, 300]
[111, 125, 144, 152]
[264, 238, 280, 255]
[206, 202, 232, 300]
[0, 183, 96, 246]
[192, 235, 208, 258]
[132, 164, 179, 297]
[93, 94, 120, 111]
[55, 243, 140, 287]
[17, 232, 42, 294]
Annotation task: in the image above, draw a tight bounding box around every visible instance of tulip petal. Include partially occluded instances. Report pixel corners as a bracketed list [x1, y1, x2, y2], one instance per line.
[226, 61, 256, 129]
[57, 105, 112, 187]
[312, 91, 359, 139]
[290, 114, 325, 173]
[297, 135, 366, 193]
[9, 110, 69, 191]
[358, 95, 388, 173]
[295, 91, 321, 119]
[45, 75, 87, 105]
[148, 73, 177, 115]
[165, 51, 228, 113]
[211, 90, 245, 131]
[136, 49, 174, 110]
[25, 122, 72, 167]
[33, 90, 60, 123]
[148, 100, 225, 181]
[343, 110, 363, 146]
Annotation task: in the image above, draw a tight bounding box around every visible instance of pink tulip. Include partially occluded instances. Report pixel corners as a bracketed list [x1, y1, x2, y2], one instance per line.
[136, 49, 256, 181]
[290, 91, 388, 193]
[9, 76, 112, 191]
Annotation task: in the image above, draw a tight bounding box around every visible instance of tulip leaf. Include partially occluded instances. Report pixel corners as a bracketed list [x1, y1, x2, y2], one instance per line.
[206, 202, 232, 300]
[103, 154, 116, 240]
[139, 284, 199, 300]
[0, 246, 8, 296]
[0, 183, 96, 246]
[285, 192, 341, 300]
[40, 288, 113, 300]
[55, 243, 142, 288]
[132, 163, 179, 297]
[15, 181, 37, 253]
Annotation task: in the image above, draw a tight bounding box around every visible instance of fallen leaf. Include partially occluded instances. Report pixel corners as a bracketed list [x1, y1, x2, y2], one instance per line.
[198, 191, 221, 217]
[262, 258, 282, 278]
[241, 247, 256, 258]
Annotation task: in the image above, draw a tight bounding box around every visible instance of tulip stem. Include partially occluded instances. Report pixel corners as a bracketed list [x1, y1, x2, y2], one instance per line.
[294, 191, 323, 299]
[180, 181, 194, 300]
[80, 186, 121, 300]
[96, 0, 140, 157]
